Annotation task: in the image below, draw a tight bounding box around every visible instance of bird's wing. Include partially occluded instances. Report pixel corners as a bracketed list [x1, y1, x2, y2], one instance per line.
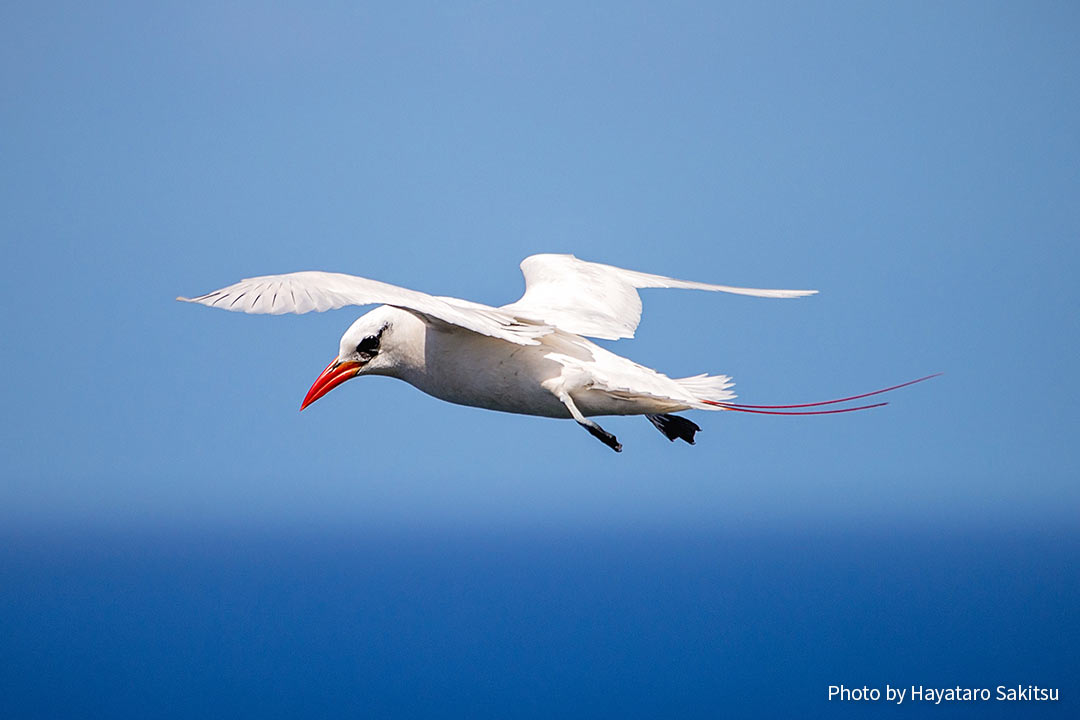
[178, 271, 551, 345]
[501, 253, 817, 340]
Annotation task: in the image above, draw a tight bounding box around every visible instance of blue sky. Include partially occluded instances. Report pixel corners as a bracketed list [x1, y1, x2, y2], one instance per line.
[3, 4, 1079, 717]
[2, 1, 1078, 533]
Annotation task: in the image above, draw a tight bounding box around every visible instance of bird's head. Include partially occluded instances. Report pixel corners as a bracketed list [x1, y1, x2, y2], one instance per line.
[300, 306, 410, 410]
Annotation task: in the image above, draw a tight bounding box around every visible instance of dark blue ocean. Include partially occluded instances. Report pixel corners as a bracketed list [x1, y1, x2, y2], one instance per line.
[2, 522, 1076, 718]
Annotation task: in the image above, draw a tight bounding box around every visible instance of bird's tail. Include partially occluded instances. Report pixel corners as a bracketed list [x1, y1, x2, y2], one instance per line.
[675, 373, 737, 408]
[699, 373, 941, 415]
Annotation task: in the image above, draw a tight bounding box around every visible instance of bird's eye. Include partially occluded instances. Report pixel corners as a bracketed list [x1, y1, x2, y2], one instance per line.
[356, 334, 380, 359]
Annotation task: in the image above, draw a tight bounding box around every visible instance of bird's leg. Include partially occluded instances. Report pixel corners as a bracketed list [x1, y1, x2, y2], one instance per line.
[549, 384, 622, 453]
[579, 421, 623, 453]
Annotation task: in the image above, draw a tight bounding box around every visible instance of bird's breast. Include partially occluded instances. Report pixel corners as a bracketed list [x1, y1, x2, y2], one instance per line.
[395, 330, 572, 419]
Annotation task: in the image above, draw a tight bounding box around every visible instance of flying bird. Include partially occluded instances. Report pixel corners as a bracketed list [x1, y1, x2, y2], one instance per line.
[179, 253, 935, 452]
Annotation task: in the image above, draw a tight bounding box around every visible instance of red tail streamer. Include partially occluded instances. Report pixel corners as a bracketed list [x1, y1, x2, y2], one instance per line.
[717, 401, 889, 416]
[720, 373, 941, 410]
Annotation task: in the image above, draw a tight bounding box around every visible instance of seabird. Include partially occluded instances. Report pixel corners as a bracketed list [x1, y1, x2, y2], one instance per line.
[180, 253, 934, 451]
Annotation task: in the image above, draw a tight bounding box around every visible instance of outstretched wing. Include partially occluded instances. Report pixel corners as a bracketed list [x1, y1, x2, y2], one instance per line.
[501, 254, 817, 340]
[178, 271, 550, 345]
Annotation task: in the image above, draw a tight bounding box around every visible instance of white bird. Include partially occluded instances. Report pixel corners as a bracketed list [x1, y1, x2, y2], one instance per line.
[179, 253, 934, 451]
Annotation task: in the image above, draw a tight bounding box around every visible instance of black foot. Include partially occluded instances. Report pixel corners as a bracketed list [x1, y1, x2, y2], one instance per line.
[645, 414, 701, 445]
[579, 421, 622, 452]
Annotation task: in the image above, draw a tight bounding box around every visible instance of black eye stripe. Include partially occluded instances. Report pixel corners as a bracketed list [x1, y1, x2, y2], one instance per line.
[355, 323, 389, 357]
[356, 334, 379, 354]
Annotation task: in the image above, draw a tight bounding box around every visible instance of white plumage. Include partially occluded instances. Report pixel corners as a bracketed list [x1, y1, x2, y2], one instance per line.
[179, 253, 817, 451]
[507, 253, 814, 339]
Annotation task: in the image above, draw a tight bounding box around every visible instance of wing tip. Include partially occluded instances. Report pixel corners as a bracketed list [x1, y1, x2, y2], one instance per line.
[768, 289, 817, 298]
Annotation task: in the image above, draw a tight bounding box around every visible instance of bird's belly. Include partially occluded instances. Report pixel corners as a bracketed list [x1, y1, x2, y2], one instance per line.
[413, 368, 571, 418]
[394, 329, 687, 419]
[435, 381, 571, 417]
[400, 338, 573, 419]
[404, 361, 683, 419]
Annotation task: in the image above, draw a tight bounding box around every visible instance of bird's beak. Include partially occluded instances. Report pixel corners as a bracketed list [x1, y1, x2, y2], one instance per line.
[301, 358, 363, 410]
